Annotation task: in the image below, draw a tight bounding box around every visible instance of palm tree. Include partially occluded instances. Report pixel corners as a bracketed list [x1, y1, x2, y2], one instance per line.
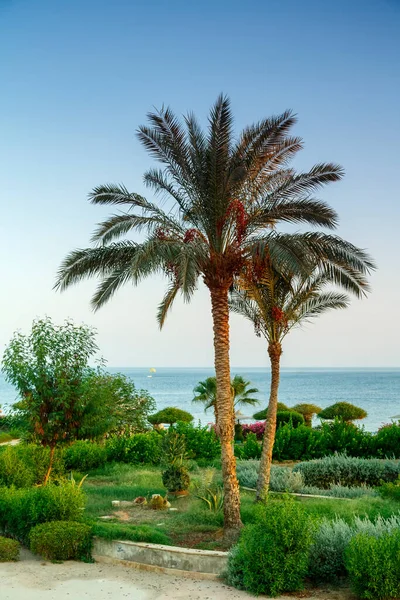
[193, 374, 259, 424]
[55, 95, 373, 535]
[229, 262, 370, 501]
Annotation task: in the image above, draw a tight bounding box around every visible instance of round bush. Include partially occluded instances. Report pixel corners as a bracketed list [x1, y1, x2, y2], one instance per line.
[0, 536, 19, 562]
[226, 499, 313, 596]
[148, 407, 193, 425]
[276, 411, 304, 428]
[319, 402, 367, 422]
[253, 403, 288, 420]
[162, 465, 190, 492]
[345, 531, 400, 599]
[29, 521, 92, 561]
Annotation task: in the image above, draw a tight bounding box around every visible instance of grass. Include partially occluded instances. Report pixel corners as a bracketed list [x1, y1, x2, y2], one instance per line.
[0, 433, 13, 444]
[82, 463, 400, 550]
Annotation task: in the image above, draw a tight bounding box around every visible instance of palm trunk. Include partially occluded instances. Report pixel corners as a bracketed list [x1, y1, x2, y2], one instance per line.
[210, 286, 242, 537]
[256, 341, 282, 502]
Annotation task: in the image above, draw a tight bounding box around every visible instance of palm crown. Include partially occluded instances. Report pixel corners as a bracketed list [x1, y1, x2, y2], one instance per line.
[230, 264, 351, 344]
[193, 375, 259, 413]
[55, 95, 372, 315]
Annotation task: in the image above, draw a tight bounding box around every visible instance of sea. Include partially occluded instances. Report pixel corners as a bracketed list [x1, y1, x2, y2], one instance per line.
[1, 367, 399, 433]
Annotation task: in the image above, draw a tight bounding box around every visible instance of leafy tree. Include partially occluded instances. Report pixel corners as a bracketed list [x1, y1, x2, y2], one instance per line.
[2, 318, 99, 483]
[292, 403, 322, 427]
[229, 262, 370, 501]
[192, 374, 259, 424]
[148, 407, 193, 425]
[55, 95, 372, 534]
[80, 370, 156, 437]
[319, 402, 367, 423]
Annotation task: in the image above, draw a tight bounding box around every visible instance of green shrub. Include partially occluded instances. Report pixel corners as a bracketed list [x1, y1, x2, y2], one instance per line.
[0, 482, 85, 544]
[345, 531, 400, 599]
[308, 518, 353, 582]
[375, 422, 400, 458]
[148, 407, 193, 425]
[378, 477, 400, 501]
[226, 499, 313, 596]
[0, 536, 19, 561]
[319, 402, 367, 422]
[293, 453, 400, 488]
[253, 403, 288, 420]
[309, 515, 400, 585]
[29, 521, 92, 561]
[0, 444, 64, 487]
[235, 433, 261, 460]
[105, 432, 162, 464]
[162, 464, 190, 492]
[236, 461, 304, 493]
[172, 422, 220, 462]
[64, 441, 108, 472]
[277, 410, 304, 428]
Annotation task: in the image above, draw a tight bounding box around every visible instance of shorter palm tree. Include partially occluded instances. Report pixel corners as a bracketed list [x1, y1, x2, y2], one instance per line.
[193, 375, 259, 425]
[230, 266, 353, 501]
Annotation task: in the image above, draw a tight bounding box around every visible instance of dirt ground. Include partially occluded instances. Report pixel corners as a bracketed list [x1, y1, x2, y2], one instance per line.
[0, 549, 354, 600]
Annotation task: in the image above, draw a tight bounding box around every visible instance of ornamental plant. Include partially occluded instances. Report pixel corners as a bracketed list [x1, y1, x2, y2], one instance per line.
[292, 403, 322, 426]
[148, 407, 193, 426]
[319, 402, 367, 422]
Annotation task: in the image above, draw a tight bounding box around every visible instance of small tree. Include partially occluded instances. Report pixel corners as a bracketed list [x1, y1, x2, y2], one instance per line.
[319, 402, 367, 423]
[2, 318, 99, 483]
[253, 403, 288, 420]
[193, 375, 259, 424]
[80, 370, 156, 437]
[148, 407, 193, 426]
[292, 403, 322, 427]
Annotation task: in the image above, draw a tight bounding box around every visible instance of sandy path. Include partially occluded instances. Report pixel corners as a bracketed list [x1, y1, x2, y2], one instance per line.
[0, 549, 250, 600]
[0, 549, 352, 600]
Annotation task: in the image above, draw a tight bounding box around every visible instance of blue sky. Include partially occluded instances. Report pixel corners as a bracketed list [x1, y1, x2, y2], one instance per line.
[0, 0, 399, 367]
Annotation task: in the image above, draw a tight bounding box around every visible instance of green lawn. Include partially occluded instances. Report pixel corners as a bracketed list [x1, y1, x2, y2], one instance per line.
[83, 463, 400, 550]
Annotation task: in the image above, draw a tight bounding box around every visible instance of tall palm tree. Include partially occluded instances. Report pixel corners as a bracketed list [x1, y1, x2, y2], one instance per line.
[55, 95, 372, 535]
[193, 374, 259, 423]
[229, 261, 369, 501]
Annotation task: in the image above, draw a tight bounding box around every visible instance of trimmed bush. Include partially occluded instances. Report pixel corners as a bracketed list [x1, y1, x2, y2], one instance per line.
[148, 407, 193, 425]
[319, 402, 367, 422]
[277, 410, 304, 428]
[292, 403, 321, 426]
[345, 531, 400, 599]
[0, 482, 85, 544]
[105, 432, 162, 464]
[29, 521, 92, 561]
[226, 499, 313, 596]
[0, 536, 19, 561]
[64, 441, 108, 472]
[293, 453, 400, 488]
[253, 403, 288, 420]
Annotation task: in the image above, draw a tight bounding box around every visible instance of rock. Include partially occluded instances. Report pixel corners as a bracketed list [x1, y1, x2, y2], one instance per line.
[133, 496, 147, 505]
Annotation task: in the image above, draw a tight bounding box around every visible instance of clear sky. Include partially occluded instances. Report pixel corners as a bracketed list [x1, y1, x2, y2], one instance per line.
[0, 0, 399, 368]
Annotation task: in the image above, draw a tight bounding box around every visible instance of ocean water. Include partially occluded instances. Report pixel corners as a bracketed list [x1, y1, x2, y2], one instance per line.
[1, 367, 399, 433]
